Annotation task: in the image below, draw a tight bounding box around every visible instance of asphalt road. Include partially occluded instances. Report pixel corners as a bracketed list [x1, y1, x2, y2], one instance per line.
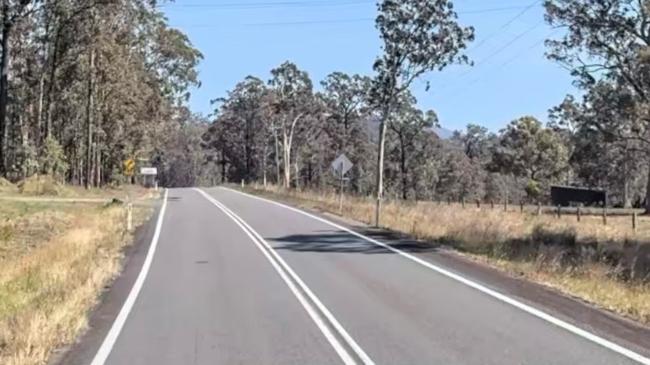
[77, 187, 650, 365]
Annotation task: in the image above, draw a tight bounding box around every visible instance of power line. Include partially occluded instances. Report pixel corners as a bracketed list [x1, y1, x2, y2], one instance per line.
[427, 20, 545, 96]
[497, 30, 557, 69]
[161, 1, 534, 13]
[472, 20, 545, 68]
[169, 5, 539, 28]
[468, 0, 542, 52]
[159, 0, 373, 10]
[246, 17, 373, 26]
[441, 29, 554, 100]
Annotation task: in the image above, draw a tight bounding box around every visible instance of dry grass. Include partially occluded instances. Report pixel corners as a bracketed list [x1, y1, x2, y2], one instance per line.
[0, 175, 152, 201]
[245, 183, 650, 325]
[0, 193, 154, 365]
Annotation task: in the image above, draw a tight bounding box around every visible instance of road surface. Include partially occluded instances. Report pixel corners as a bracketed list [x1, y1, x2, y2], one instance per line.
[66, 187, 650, 365]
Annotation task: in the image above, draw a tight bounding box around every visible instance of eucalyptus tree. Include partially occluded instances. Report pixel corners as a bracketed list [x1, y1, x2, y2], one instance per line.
[545, 0, 650, 210]
[319, 72, 373, 190]
[490, 116, 569, 200]
[387, 91, 437, 199]
[0, 0, 41, 174]
[267, 61, 317, 188]
[370, 0, 474, 225]
[0, 0, 203, 187]
[212, 76, 267, 182]
[550, 84, 646, 206]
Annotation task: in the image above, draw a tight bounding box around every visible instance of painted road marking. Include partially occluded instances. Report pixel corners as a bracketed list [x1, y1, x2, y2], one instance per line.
[221, 186, 650, 365]
[90, 189, 169, 365]
[195, 188, 374, 365]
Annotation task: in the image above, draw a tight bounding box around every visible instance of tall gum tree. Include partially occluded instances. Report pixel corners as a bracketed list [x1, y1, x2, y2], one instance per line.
[545, 0, 650, 212]
[268, 61, 315, 189]
[371, 0, 474, 226]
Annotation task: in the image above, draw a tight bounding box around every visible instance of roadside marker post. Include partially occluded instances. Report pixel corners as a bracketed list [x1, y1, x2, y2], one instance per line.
[127, 202, 133, 232]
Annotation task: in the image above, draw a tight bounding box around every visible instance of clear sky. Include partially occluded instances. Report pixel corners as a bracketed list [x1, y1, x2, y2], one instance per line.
[161, 0, 576, 132]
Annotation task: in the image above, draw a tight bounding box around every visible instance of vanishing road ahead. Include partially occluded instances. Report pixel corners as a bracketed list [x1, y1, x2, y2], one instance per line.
[64, 187, 650, 365]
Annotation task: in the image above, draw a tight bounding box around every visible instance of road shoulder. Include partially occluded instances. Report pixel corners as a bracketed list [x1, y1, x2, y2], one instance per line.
[240, 187, 650, 358]
[48, 201, 162, 365]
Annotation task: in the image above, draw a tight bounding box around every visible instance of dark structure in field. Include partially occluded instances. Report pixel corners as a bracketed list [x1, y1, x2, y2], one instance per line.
[550, 185, 607, 207]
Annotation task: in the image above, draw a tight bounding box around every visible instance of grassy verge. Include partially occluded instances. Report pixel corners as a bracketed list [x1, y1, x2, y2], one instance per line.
[0, 188, 155, 365]
[243, 183, 650, 325]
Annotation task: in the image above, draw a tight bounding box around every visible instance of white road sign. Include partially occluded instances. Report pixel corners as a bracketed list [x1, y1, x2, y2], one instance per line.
[140, 167, 158, 175]
[331, 154, 353, 176]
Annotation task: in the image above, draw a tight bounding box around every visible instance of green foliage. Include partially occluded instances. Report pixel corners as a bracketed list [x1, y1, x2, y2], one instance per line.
[39, 137, 68, 181]
[17, 175, 66, 196]
[491, 116, 568, 185]
[0, 1, 202, 187]
[372, 0, 474, 103]
[525, 180, 542, 201]
[545, 0, 650, 209]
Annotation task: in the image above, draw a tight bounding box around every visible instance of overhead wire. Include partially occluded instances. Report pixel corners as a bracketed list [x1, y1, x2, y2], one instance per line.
[167, 4, 539, 28]
[440, 28, 554, 100]
[425, 1, 545, 96]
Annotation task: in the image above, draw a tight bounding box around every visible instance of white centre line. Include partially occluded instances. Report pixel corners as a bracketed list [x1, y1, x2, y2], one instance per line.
[194, 188, 375, 365]
[220, 186, 650, 365]
[91, 189, 169, 365]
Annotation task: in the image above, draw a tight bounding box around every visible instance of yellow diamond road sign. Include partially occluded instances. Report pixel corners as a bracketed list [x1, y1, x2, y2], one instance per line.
[124, 159, 136, 176]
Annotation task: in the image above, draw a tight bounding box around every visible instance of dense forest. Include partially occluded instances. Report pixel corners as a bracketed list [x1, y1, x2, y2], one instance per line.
[0, 0, 207, 188]
[2, 0, 650, 210]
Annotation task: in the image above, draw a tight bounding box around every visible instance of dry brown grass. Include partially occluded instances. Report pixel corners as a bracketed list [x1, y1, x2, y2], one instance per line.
[0, 194, 154, 365]
[245, 183, 650, 325]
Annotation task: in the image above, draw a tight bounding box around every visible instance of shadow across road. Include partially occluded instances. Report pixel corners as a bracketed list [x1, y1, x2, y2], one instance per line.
[270, 229, 440, 255]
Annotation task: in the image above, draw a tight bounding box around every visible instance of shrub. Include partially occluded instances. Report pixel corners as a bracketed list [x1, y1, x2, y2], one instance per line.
[39, 137, 68, 181]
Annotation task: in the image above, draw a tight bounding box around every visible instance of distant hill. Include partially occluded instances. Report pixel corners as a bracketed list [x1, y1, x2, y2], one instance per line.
[364, 115, 456, 141]
[432, 127, 454, 140]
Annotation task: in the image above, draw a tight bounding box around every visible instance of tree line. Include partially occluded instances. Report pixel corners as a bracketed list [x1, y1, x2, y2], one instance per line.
[201, 0, 650, 212]
[2, 0, 649, 213]
[0, 0, 204, 188]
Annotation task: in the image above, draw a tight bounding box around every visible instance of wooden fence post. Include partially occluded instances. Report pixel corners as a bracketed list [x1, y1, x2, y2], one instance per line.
[633, 211, 637, 232]
[504, 199, 508, 212]
[576, 206, 581, 222]
[520, 201, 524, 213]
[490, 200, 494, 209]
[556, 205, 561, 218]
[461, 197, 465, 209]
[476, 200, 480, 209]
[602, 206, 608, 225]
[536, 202, 542, 216]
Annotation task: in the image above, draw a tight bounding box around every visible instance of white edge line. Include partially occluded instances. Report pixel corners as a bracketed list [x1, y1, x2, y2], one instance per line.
[193, 188, 361, 365]
[220, 186, 650, 365]
[90, 189, 169, 365]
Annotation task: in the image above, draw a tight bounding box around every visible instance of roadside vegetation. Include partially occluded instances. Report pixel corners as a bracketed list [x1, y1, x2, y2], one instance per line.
[0, 179, 156, 365]
[244, 183, 650, 325]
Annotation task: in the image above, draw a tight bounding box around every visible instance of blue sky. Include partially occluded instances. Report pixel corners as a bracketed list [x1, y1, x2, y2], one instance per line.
[161, 0, 576, 132]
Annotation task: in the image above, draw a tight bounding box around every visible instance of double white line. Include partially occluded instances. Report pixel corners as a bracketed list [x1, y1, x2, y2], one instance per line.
[194, 188, 375, 365]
